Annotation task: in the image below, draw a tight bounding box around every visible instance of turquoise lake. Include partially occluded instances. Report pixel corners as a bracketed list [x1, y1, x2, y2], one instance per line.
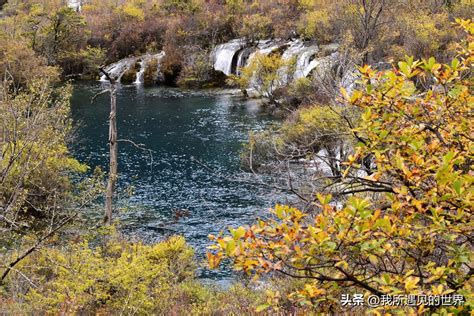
[70, 83, 288, 279]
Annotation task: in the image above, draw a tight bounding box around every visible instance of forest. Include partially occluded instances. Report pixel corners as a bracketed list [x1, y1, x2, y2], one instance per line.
[0, 0, 472, 314]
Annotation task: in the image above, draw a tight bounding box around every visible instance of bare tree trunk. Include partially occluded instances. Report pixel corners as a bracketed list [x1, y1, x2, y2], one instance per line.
[99, 68, 117, 225]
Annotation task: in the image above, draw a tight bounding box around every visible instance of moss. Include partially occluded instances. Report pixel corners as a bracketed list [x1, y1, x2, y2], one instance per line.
[121, 61, 140, 84]
[161, 53, 183, 86]
[143, 58, 158, 86]
[121, 69, 137, 84]
[177, 68, 228, 89]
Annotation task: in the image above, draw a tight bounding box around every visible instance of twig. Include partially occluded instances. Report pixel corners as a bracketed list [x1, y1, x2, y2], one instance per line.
[0, 213, 78, 283]
[8, 267, 38, 288]
[190, 156, 304, 198]
[91, 89, 109, 104]
[117, 139, 155, 173]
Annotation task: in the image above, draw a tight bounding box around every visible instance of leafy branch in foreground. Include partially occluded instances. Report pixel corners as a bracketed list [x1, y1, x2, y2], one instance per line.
[208, 19, 473, 314]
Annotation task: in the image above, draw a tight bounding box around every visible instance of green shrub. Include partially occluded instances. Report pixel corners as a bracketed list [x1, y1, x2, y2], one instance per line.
[143, 58, 158, 86]
[121, 62, 139, 84]
[15, 230, 195, 314]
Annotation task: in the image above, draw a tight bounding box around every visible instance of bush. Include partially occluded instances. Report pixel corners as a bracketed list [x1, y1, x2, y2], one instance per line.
[0, 34, 88, 229]
[241, 105, 354, 175]
[2, 229, 307, 314]
[12, 231, 195, 314]
[229, 53, 293, 104]
[121, 62, 140, 84]
[177, 50, 228, 88]
[209, 20, 474, 314]
[143, 58, 158, 86]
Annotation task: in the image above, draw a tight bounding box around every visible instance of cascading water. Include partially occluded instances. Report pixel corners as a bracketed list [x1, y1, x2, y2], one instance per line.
[298, 44, 339, 79]
[67, 0, 82, 11]
[281, 40, 306, 60]
[302, 52, 337, 78]
[134, 59, 146, 84]
[294, 46, 320, 79]
[235, 47, 256, 76]
[211, 39, 246, 76]
[237, 40, 289, 90]
[279, 40, 309, 84]
[100, 57, 137, 82]
[154, 52, 166, 82]
[232, 40, 285, 77]
[246, 40, 285, 67]
[209, 38, 348, 93]
[100, 52, 165, 84]
[211, 38, 323, 81]
[100, 39, 344, 90]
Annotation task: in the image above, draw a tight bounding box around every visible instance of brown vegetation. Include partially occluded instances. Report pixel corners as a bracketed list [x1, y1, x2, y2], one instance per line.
[2, 0, 471, 84]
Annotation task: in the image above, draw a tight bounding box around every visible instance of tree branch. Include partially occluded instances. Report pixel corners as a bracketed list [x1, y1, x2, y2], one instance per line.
[0, 213, 77, 283]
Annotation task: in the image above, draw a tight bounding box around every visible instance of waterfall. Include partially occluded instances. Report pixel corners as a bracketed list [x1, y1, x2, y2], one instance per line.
[208, 38, 348, 95]
[211, 39, 246, 76]
[67, 0, 82, 11]
[211, 38, 322, 81]
[233, 40, 284, 76]
[279, 40, 309, 84]
[235, 47, 256, 76]
[281, 40, 305, 61]
[100, 57, 136, 82]
[134, 59, 146, 84]
[297, 44, 339, 79]
[100, 52, 165, 84]
[246, 40, 285, 67]
[133, 52, 166, 84]
[154, 52, 166, 80]
[294, 46, 320, 79]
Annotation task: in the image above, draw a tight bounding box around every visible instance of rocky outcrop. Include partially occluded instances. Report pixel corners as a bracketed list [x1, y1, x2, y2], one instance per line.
[98, 39, 348, 91]
[100, 52, 165, 85]
[210, 38, 340, 80]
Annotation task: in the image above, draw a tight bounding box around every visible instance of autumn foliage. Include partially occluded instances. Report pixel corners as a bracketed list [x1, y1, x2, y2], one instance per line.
[208, 20, 473, 313]
[3, 0, 472, 83]
[0, 1, 473, 313]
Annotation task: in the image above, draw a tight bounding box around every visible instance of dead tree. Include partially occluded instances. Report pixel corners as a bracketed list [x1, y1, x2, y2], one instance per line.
[98, 68, 117, 225]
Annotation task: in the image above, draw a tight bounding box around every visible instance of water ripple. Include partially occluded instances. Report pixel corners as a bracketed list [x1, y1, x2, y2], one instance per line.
[71, 83, 283, 279]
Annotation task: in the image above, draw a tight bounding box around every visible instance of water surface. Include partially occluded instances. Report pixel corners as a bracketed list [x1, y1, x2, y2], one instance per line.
[71, 83, 286, 277]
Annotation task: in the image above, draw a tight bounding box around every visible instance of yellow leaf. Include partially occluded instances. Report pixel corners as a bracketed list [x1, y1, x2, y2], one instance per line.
[368, 254, 378, 265]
